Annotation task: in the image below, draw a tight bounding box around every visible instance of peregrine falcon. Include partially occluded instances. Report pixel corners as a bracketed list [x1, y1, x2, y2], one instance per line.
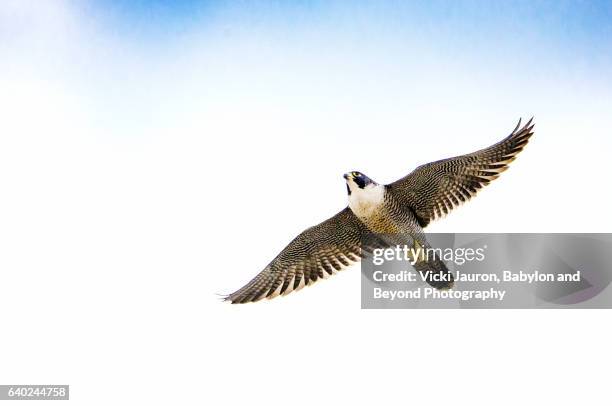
[225, 118, 534, 303]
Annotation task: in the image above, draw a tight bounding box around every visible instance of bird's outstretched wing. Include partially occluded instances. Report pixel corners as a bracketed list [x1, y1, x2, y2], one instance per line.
[387, 118, 534, 227]
[225, 208, 379, 304]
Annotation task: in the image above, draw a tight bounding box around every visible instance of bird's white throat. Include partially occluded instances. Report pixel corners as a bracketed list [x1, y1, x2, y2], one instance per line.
[348, 184, 385, 219]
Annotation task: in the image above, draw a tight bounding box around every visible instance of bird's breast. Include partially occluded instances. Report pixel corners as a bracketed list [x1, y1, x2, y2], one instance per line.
[348, 186, 398, 233]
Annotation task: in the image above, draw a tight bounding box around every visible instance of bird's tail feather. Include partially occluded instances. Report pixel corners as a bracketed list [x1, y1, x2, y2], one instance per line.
[412, 251, 454, 290]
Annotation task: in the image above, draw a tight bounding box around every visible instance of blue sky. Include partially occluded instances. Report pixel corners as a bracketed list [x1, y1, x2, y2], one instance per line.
[93, 0, 612, 53]
[2, 0, 611, 144]
[110, 1, 608, 134]
[71, 0, 612, 72]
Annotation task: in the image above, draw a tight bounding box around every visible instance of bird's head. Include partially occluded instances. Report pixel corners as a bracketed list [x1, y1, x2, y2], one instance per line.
[343, 171, 377, 195]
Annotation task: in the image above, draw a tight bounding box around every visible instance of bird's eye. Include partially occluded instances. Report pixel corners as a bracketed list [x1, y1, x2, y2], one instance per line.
[353, 172, 359, 177]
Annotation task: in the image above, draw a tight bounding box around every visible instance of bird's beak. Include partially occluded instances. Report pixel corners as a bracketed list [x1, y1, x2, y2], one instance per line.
[343, 173, 351, 181]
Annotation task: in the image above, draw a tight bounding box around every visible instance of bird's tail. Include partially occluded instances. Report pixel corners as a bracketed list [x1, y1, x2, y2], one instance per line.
[411, 239, 454, 290]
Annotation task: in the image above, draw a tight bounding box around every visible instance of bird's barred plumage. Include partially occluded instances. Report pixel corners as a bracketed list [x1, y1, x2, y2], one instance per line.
[224, 118, 535, 304]
[225, 208, 381, 304]
[388, 118, 534, 227]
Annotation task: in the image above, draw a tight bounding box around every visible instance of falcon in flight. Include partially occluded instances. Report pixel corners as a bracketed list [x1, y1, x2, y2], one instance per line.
[225, 118, 535, 303]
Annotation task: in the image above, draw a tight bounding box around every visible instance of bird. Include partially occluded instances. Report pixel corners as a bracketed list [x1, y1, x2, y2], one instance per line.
[225, 118, 535, 304]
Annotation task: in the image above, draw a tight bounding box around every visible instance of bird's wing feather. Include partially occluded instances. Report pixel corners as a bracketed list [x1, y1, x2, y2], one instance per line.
[225, 207, 378, 304]
[387, 118, 534, 227]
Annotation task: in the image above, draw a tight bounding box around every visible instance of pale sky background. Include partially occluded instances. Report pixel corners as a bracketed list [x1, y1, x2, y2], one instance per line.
[1, 1, 611, 405]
